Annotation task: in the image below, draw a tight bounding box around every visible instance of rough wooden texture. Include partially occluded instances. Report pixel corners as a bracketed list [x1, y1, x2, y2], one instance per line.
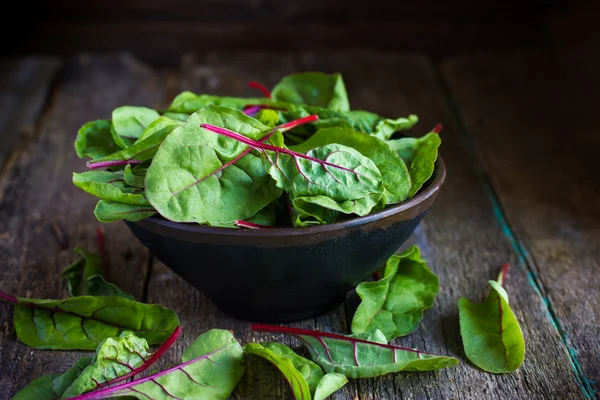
[441, 49, 600, 398]
[0, 57, 61, 169]
[0, 55, 163, 398]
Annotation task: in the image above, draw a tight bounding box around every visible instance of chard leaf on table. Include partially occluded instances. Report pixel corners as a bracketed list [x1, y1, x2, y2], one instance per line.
[244, 342, 348, 400]
[62, 247, 133, 300]
[387, 129, 441, 197]
[72, 171, 149, 206]
[74, 120, 119, 159]
[0, 291, 179, 350]
[351, 246, 439, 341]
[111, 106, 160, 148]
[291, 127, 411, 203]
[69, 329, 245, 400]
[145, 106, 284, 224]
[123, 164, 146, 188]
[252, 325, 458, 379]
[272, 72, 351, 111]
[94, 200, 157, 222]
[458, 264, 525, 373]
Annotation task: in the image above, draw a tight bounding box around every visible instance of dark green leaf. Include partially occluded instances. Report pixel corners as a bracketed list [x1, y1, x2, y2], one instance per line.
[94, 200, 157, 223]
[74, 120, 119, 159]
[62, 247, 133, 300]
[145, 106, 282, 224]
[272, 72, 350, 111]
[291, 127, 411, 203]
[72, 171, 149, 206]
[458, 265, 525, 373]
[9, 294, 179, 350]
[111, 106, 161, 148]
[351, 246, 439, 341]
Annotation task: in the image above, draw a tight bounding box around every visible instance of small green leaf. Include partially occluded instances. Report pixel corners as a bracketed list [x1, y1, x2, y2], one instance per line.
[74, 120, 119, 159]
[123, 165, 146, 188]
[458, 265, 525, 373]
[313, 373, 348, 400]
[272, 72, 350, 111]
[256, 109, 280, 127]
[112, 106, 160, 148]
[62, 247, 133, 300]
[351, 246, 439, 341]
[72, 171, 149, 206]
[94, 200, 156, 223]
[135, 116, 184, 143]
[167, 91, 272, 113]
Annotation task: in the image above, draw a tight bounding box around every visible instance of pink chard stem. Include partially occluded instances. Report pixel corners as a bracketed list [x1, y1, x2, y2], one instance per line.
[248, 80, 272, 98]
[498, 263, 510, 287]
[234, 220, 274, 229]
[432, 124, 443, 134]
[0, 290, 18, 304]
[87, 160, 142, 170]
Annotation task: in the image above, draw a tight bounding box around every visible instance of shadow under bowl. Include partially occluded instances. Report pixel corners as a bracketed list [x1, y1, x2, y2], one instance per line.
[125, 157, 446, 322]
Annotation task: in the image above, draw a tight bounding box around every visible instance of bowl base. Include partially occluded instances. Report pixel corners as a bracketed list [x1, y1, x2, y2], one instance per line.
[213, 295, 346, 323]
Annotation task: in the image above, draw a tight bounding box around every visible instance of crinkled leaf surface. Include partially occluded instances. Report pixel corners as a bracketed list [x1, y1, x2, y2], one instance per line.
[387, 132, 441, 197]
[71, 329, 245, 400]
[291, 127, 411, 203]
[351, 246, 439, 341]
[272, 72, 350, 111]
[74, 120, 119, 159]
[458, 267, 525, 373]
[145, 106, 282, 224]
[252, 325, 458, 379]
[72, 171, 149, 206]
[111, 106, 160, 148]
[11, 295, 179, 350]
[94, 200, 156, 223]
[62, 247, 133, 299]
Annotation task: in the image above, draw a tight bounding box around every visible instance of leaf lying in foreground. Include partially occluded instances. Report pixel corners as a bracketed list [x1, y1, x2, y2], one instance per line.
[62, 247, 133, 299]
[271, 72, 351, 111]
[94, 200, 157, 223]
[111, 106, 160, 148]
[72, 171, 149, 206]
[291, 127, 411, 204]
[387, 129, 441, 197]
[0, 291, 179, 350]
[458, 264, 525, 373]
[245, 342, 347, 400]
[351, 246, 439, 341]
[68, 329, 245, 400]
[74, 120, 120, 160]
[252, 325, 458, 379]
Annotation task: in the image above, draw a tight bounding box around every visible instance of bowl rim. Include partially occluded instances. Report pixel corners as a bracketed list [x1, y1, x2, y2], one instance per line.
[138, 155, 446, 237]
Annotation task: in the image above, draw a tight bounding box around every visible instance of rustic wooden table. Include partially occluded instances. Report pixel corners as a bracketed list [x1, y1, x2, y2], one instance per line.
[0, 50, 598, 399]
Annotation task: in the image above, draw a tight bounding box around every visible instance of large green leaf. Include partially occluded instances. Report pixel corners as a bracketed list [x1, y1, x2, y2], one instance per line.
[387, 132, 441, 197]
[167, 91, 274, 113]
[7, 294, 179, 350]
[74, 120, 120, 159]
[71, 329, 245, 400]
[94, 200, 157, 223]
[145, 106, 282, 224]
[351, 246, 439, 341]
[111, 106, 160, 148]
[252, 325, 458, 379]
[291, 127, 411, 203]
[458, 265, 525, 373]
[245, 342, 347, 400]
[62, 247, 133, 299]
[272, 72, 350, 111]
[72, 171, 149, 206]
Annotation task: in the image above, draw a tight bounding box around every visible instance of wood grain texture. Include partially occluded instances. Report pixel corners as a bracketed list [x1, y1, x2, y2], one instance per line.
[441, 49, 600, 399]
[0, 54, 164, 398]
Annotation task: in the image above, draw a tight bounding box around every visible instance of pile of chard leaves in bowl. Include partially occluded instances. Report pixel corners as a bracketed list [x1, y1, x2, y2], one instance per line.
[72, 72, 442, 227]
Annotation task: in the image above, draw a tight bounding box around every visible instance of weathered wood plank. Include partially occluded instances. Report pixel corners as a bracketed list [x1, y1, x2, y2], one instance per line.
[0, 54, 164, 398]
[441, 49, 599, 398]
[0, 57, 61, 170]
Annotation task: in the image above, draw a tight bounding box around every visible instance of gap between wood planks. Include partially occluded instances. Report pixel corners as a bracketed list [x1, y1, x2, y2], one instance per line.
[433, 64, 595, 400]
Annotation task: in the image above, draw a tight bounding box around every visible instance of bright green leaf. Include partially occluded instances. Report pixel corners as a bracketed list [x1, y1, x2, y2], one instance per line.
[111, 106, 160, 148]
[94, 200, 156, 223]
[272, 72, 350, 111]
[123, 165, 146, 188]
[313, 373, 348, 400]
[72, 171, 149, 206]
[74, 120, 119, 159]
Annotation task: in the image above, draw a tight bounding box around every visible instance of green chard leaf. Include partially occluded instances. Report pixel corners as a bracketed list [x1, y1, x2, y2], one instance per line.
[123, 164, 146, 188]
[252, 325, 458, 379]
[245, 342, 347, 400]
[74, 120, 120, 159]
[68, 329, 245, 400]
[272, 72, 351, 111]
[0, 291, 179, 350]
[387, 130, 441, 197]
[145, 106, 282, 224]
[62, 247, 133, 300]
[111, 106, 161, 148]
[351, 246, 439, 341]
[72, 171, 149, 206]
[291, 127, 411, 204]
[458, 264, 525, 373]
[94, 200, 157, 223]
[167, 91, 275, 113]
[135, 115, 184, 143]
[162, 111, 190, 122]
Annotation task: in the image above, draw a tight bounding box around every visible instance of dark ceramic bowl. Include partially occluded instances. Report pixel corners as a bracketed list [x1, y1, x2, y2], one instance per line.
[125, 157, 446, 322]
